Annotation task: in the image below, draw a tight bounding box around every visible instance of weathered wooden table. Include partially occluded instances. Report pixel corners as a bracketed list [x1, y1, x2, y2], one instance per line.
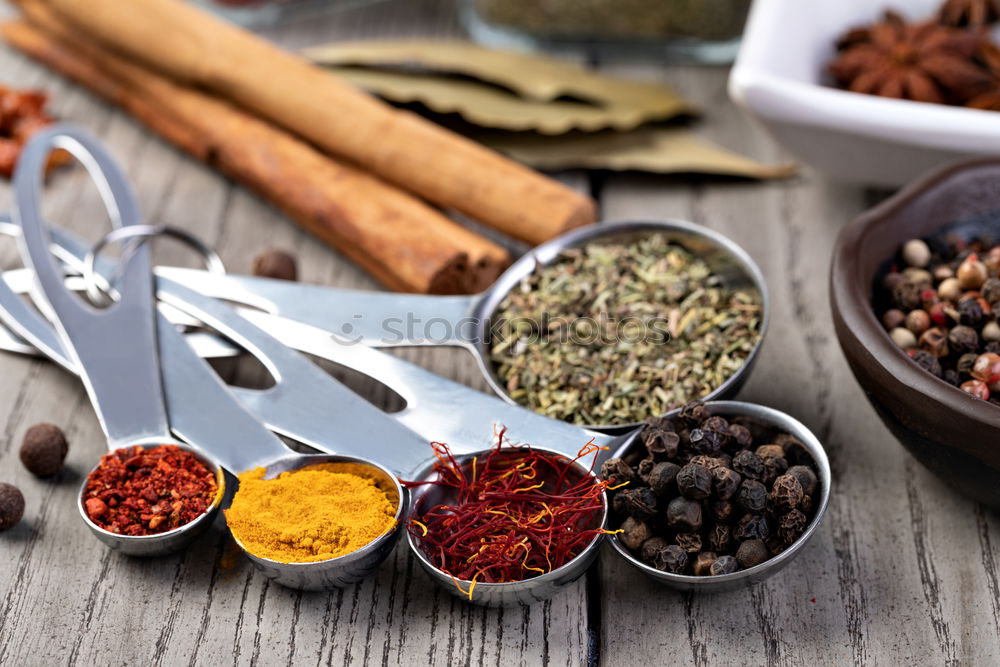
[0, 1, 998, 665]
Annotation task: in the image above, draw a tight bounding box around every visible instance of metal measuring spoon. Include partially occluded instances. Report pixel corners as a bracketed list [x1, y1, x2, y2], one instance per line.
[10, 128, 410, 584]
[159, 219, 771, 432]
[12, 127, 227, 556]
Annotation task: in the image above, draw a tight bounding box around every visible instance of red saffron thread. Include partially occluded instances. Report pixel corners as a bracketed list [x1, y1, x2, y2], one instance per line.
[403, 430, 614, 597]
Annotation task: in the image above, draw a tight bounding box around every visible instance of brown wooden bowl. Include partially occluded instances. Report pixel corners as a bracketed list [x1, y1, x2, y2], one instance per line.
[830, 159, 1000, 509]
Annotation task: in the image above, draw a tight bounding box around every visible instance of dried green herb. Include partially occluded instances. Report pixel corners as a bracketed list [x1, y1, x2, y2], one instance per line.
[489, 234, 761, 425]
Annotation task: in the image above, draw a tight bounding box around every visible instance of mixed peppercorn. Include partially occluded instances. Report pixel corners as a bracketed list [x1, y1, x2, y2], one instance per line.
[601, 401, 820, 576]
[877, 234, 1000, 404]
[81, 445, 219, 536]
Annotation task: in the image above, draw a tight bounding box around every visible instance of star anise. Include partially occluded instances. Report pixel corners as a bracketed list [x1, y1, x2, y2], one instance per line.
[829, 10, 993, 104]
[939, 0, 1000, 27]
[967, 40, 1000, 109]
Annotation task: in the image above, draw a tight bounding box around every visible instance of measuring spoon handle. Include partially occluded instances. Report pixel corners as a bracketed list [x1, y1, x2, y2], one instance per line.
[155, 311, 293, 474]
[13, 126, 170, 448]
[155, 279, 435, 479]
[235, 310, 628, 461]
[157, 267, 480, 347]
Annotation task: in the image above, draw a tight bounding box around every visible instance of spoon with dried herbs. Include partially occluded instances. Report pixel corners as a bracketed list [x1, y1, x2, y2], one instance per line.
[159, 219, 768, 430]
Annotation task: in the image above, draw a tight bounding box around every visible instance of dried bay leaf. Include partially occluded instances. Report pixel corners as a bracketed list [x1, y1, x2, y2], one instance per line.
[326, 66, 688, 134]
[304, 39, 696, 134]
[479, 127, 797, 179]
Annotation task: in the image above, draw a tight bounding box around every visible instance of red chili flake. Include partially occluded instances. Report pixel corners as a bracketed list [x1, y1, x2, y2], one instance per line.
[0, 84, 70, 179]
[81, 445, 219, 536]
[403, 430, 612, 598]
[810, 598, 817, 603]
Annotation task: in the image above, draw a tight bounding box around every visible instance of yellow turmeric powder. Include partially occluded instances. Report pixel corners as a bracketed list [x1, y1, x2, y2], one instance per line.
[225, 463, 397, 563]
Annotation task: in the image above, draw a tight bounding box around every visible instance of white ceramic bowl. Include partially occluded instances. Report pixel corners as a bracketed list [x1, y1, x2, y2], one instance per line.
[729, 0, 1000, 187]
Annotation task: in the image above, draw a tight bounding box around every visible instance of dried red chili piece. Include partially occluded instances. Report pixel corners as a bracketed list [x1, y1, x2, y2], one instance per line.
[0, 84, 69, 179]
[81, 445, 219, 536]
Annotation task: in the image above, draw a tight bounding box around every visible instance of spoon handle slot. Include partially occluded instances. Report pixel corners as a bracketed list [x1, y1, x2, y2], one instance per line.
[12, 126, 170, 448]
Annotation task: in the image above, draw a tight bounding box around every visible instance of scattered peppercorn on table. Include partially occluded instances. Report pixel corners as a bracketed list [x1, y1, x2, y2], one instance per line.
[0, 0, 998, 664]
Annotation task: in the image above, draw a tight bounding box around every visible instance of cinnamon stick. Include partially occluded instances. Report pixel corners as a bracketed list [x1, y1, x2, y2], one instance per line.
[23, 0, 597, 245]
[1, 17, 510, 294]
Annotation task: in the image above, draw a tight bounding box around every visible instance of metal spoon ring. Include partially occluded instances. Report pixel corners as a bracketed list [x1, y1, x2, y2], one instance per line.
[83, 224, 225, 306]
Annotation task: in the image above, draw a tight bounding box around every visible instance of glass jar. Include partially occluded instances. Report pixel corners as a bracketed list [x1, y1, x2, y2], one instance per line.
[193, 0, 389, 29]
[462, 0, 752, 64]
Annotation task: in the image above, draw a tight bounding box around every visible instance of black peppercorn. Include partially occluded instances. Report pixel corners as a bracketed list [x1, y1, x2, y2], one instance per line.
[707, 523, 732, 553]
[949, 325, 979, 355]
[652, 544, 689, 574]
[689, 455, 724, 469]
[645, 416, 676, 433]
[734, 514, 771, 541]
[728, 423, 753, 448]
[252, 249, 298, 281]
[676, 463, 713, 499]
[600, 458, 636, 488]
[679, 401, 708, 426]
[709, 555, 739, 575]
[617, 488, 658, 521]
[645, 429, 680, 460]
[943, 369, 962, 386]
[735, 539, 769, 568]
[637, 457, 656, 483]
[763, 459, 788, 486]
[619, 516, 652, 551]
[710, 499, 736, 523]
[692, 551, 718, 576]
[735, 479, 768, 513]
[911, 350, 942, 377]
[786, 465, 818, 496]
[640, 537, 670, 565]
[958, 297, 985, 327]
[675, 532, 702, 553]
[756, 444, 784, 459]
[0, 482, 24, 532]
[957, 353, 979, 375]
[883, 271, 904, 291]
[920, 327, 950, 358]
[712, 467, 742, 500]
[778, 509, 808, 545]
[800, 494, 814, 514]
[766, 535, 788, 557]
[732, 450, 764, 481]
[769, 474, 805, 512]
[892, 279, 922, 310]
[688, 428, 726, 454]
[19, 423, 68, 477]
[648, 461, 680, 498]
[983, 278, 1000, 305]
[703, 415, 729, 432]
[666, 496, 703, 532]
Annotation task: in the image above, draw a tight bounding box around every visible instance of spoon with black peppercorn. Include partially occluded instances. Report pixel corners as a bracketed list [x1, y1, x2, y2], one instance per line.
[605, 401, 831, 592]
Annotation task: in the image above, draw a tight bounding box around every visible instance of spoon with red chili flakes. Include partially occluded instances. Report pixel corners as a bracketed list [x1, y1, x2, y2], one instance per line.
[13, 126, 226, 556]
[81, 444, 219, 537]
